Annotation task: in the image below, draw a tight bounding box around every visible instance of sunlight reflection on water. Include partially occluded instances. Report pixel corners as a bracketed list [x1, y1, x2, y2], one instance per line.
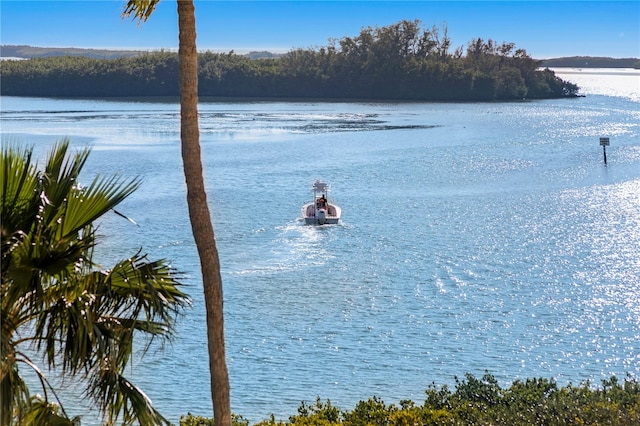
[1, 68, 638, 424]
[553, 68, 640, 102]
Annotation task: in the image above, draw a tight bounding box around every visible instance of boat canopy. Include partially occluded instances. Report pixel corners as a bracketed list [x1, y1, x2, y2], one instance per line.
[311, 180, 329, 192]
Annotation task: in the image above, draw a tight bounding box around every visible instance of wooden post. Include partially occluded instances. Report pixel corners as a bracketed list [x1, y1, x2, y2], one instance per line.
[600, 137, 610, 165]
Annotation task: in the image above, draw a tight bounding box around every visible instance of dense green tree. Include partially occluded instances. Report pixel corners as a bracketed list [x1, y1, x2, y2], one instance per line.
[0, 19, 580, 100]
[1, 140, 189, 425]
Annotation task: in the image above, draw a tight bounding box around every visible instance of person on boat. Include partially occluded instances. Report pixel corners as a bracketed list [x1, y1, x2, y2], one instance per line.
[317, 195, 327, 209]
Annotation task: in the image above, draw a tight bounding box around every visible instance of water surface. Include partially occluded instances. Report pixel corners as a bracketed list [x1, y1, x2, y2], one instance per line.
[1, 68, 639, 424]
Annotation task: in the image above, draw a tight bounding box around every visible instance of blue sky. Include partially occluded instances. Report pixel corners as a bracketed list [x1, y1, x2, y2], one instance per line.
[1, 1, 638, 59]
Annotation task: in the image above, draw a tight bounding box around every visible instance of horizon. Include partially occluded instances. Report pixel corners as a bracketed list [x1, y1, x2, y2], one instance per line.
[1, 1, 639, 60]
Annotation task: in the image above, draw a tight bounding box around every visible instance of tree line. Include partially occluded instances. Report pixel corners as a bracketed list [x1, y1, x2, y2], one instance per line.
[0, 20, 579, 101]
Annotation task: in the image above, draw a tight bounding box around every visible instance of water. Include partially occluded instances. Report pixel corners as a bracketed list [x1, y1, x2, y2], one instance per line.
[1, 68, 639, 424]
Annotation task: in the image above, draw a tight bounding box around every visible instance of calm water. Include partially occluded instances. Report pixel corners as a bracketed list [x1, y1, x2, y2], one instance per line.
[1, 68, 639, 424]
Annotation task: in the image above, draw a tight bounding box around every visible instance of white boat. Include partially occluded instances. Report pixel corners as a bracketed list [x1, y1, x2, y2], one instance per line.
[302, 180, 342, 225]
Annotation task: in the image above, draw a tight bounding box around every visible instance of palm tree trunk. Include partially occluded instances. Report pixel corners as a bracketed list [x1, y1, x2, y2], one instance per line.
[177, 2, 231, 425]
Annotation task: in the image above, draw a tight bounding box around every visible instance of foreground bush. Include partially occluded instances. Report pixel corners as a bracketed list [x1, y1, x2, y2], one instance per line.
[181, 373, 640, 426]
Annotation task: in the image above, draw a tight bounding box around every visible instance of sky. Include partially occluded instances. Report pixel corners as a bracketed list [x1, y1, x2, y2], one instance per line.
[1, 1, 638, 59]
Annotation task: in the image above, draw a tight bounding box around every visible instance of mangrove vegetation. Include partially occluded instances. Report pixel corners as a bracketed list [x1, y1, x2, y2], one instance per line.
[0, 20, 578, 101]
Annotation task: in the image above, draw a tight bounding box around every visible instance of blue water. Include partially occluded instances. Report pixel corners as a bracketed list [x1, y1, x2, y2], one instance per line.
[1, 69, 639, 424]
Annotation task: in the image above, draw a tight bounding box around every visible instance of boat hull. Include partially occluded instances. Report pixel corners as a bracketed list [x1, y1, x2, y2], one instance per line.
[304, 217, 340, 225]
[302, 203, 341, 225]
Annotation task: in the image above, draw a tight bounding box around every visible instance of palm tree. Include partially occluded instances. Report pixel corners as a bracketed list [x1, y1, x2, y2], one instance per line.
[1, 140, 190, 425]
[123, 2, 232, 426]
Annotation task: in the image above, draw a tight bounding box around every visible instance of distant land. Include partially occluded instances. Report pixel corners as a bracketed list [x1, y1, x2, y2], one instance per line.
[0, 45, 282, 60]
[1, 45, 638, 68]
[540, 56, 640, 69]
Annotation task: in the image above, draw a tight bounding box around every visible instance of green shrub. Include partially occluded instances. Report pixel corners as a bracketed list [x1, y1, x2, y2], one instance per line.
[287, 397, 341, 426]
[181, 375, 640, 426]
[343, 396, 394, 426]
[180, 413, 250, 426]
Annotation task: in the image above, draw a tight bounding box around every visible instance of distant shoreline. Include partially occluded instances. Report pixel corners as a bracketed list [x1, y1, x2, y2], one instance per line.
[1, 45, 638, 68]
[541, 57, 639, 69]
[548, 68, 640, 77]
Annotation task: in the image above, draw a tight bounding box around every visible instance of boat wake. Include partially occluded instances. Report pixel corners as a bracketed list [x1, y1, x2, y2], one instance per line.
[227, 220, 339, 277]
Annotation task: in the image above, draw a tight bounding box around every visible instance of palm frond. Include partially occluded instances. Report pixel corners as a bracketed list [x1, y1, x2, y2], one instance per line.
[122, 0, 161, 23]
[0, 144, 38, 223]
[1, 144, 34, 209]
[22, 397, 80, 426]
[103, 253, 189, 323]
[1, 357, 31, 425]
[1, 144, 40, 272]
[27, 253, 188, 382]
[41, 139, 90, 217]
[59, 174, 141, 239]
[89, 369, 169, 426]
